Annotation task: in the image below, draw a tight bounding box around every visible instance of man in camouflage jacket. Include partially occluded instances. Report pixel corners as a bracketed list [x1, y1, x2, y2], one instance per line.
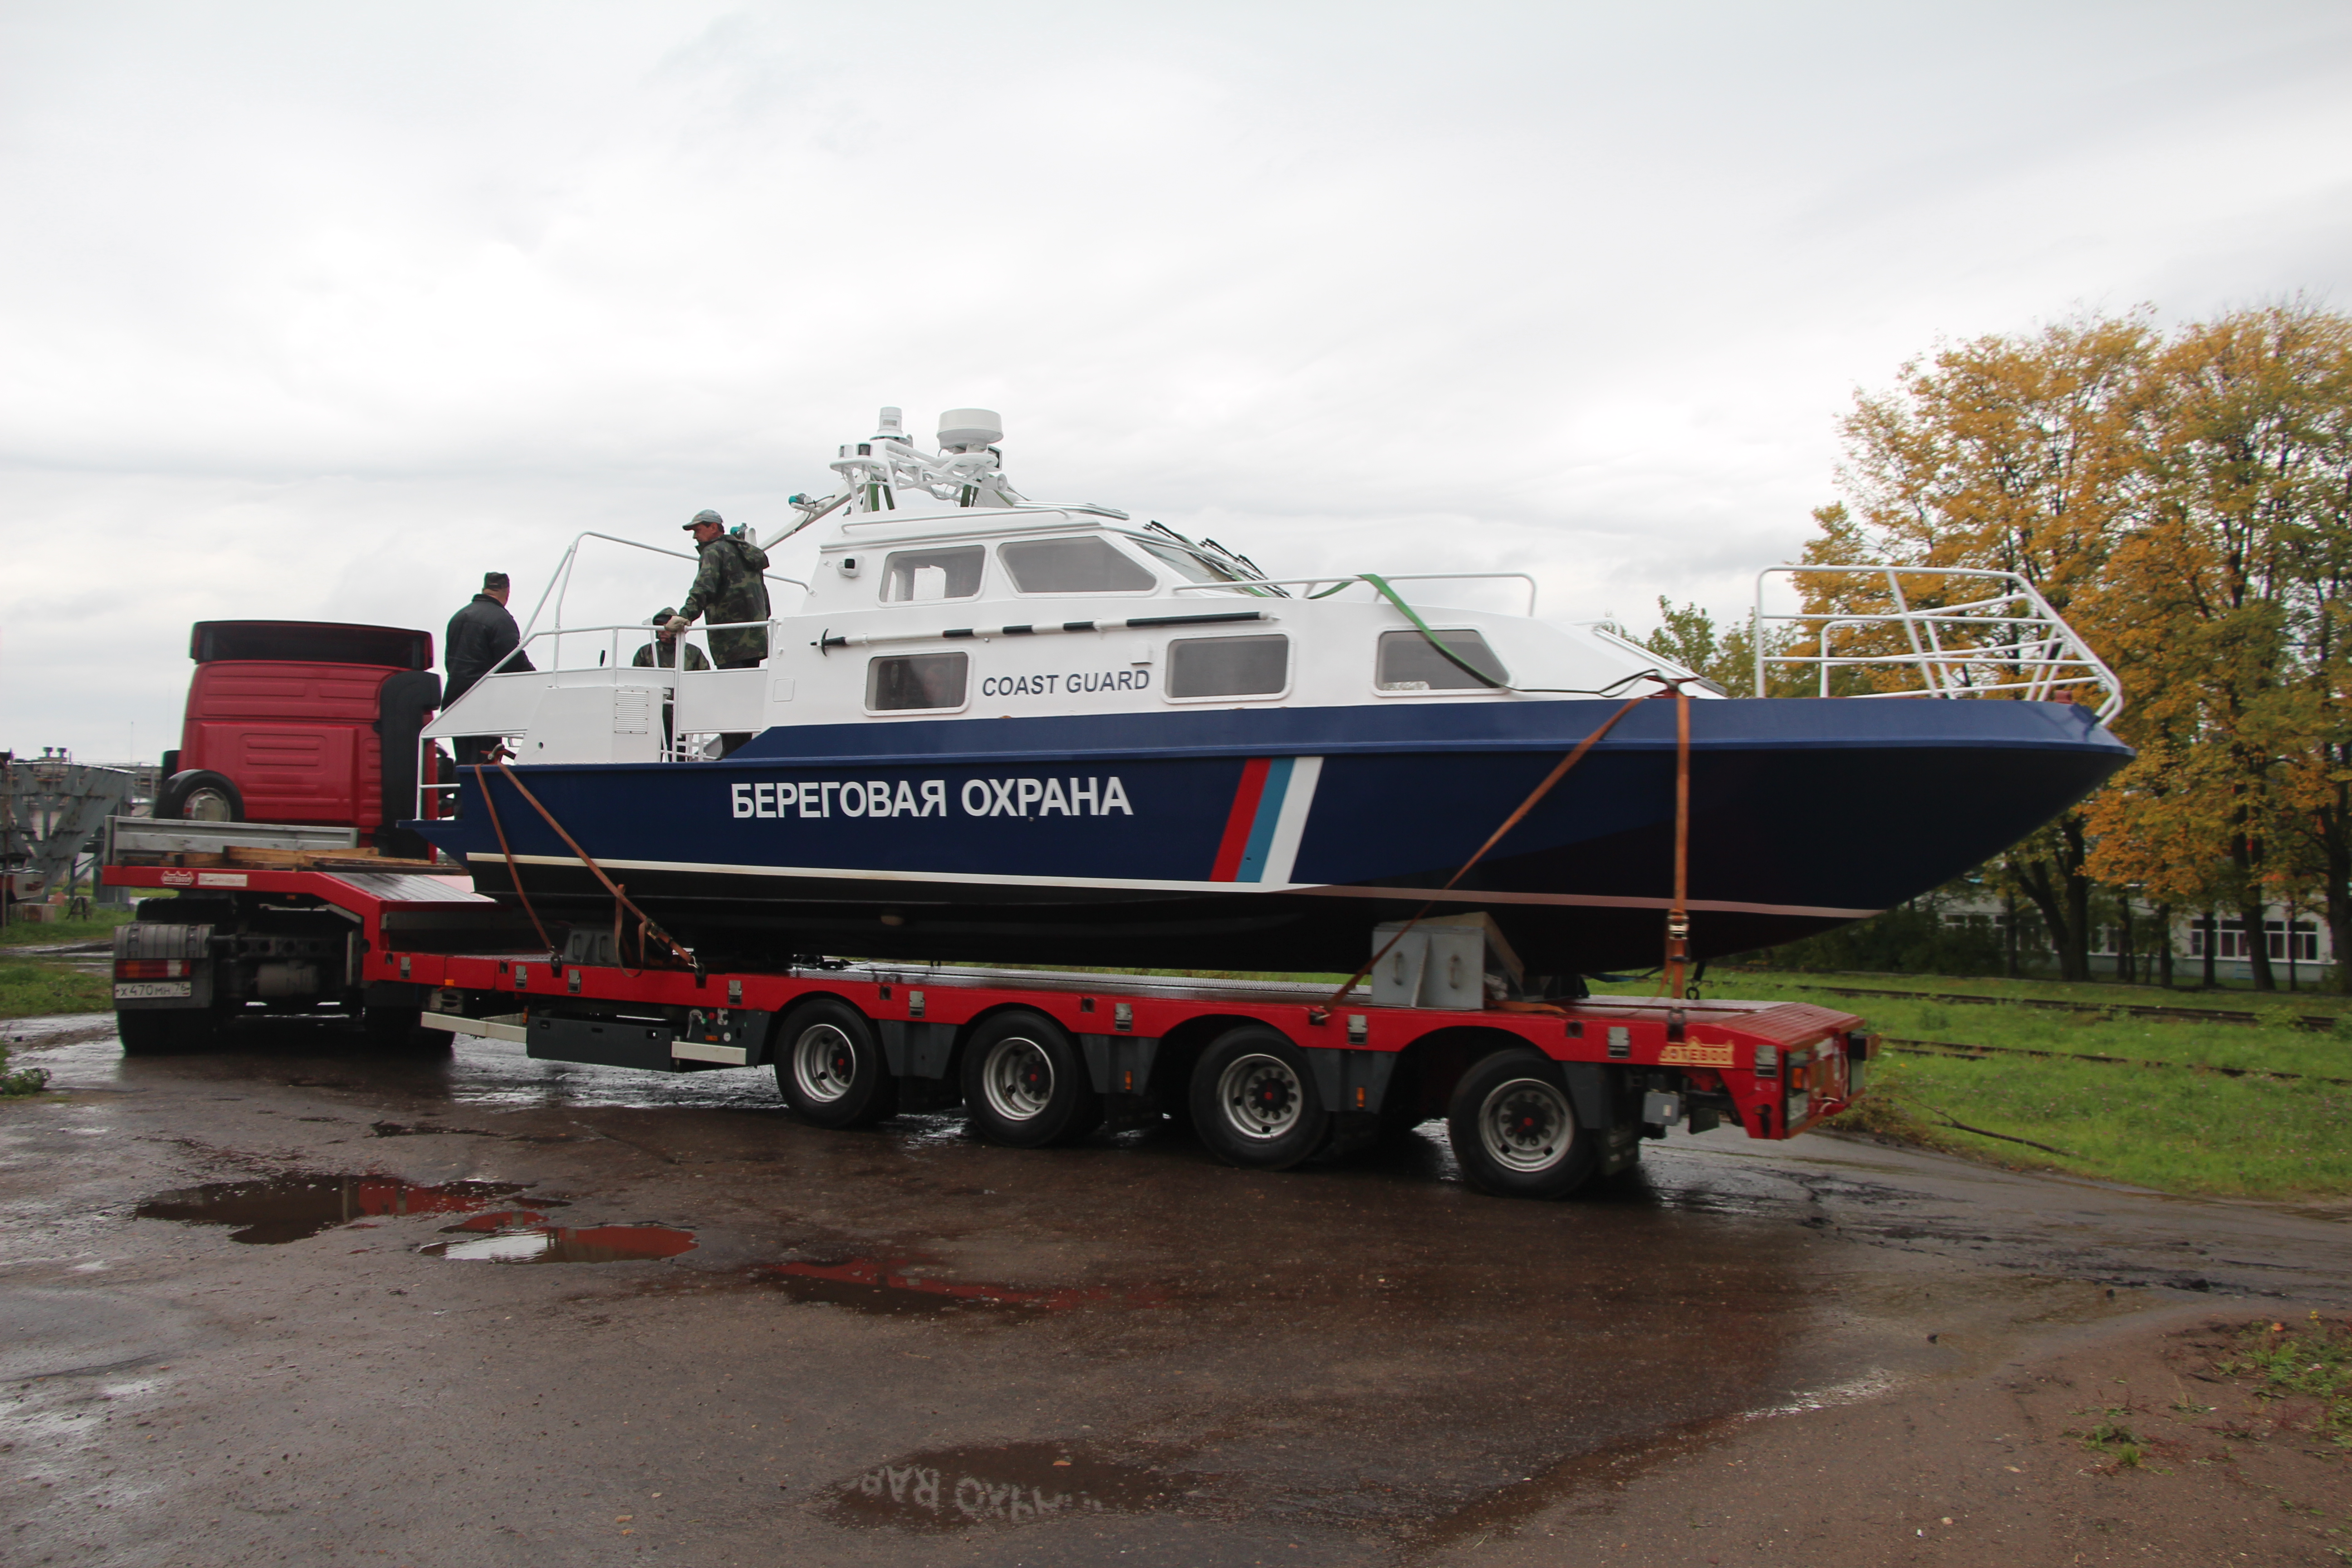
[666, 510, 771, 666]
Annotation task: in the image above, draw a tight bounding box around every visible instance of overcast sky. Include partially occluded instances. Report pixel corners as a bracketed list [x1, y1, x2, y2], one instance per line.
[3, 1, 2348, 762]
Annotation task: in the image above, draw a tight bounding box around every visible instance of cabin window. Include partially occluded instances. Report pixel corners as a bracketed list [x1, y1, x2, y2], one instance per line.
[1376, 628, 1508, 691]
[866, 652, 969, 712]
[998, 536, 1157, 594]
[1167, 635, 1289, 699]
[880, 546, 985, 603]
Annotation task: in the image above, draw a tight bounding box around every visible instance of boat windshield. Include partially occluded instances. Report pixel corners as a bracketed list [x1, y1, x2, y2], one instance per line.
[999, 536, 1157, 593]
[1137, 540, 1244, 587]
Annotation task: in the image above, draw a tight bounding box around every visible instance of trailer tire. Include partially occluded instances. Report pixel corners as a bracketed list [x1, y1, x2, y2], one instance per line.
[1191, 1026, 1330, 1171]
[1446, 1048, 1597, 1199]
[960, 1010, 1100, 1149]
[117, 1007, 220, 1056]
[775, 1000, 898, 1129]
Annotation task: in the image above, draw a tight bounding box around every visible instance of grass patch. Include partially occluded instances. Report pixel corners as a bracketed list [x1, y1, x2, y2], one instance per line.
[0, 906, 135, 948]
[1594, 970, 2352, 1199]
[1848, 1049, 2352, 1197]
[0, 1040, 50, 1096]
[2214, 1313, 2352, 1451]
[1711, 965, 2352, 1017]
[1597, 972, 2346, 1077]
[0, 957, 113, 1021]
[2071, 1413, 2147, 1468]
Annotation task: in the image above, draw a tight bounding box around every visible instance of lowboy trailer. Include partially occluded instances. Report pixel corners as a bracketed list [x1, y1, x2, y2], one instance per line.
[103, 817, 1875, 1200]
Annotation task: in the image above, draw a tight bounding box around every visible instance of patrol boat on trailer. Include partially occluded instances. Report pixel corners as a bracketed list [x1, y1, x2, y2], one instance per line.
[411, 407, 2131, 978]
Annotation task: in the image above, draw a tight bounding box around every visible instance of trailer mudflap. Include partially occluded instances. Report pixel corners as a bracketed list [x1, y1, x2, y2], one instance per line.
[1305, 1044, 1398, 1115]
[877, 1019, 958, 1079]
[1558, 1061, 1614, 1131]
[1080, 1034, 1161, 1098]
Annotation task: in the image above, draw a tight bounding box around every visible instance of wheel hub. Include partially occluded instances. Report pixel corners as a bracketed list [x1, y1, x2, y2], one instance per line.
[1217, 1053, 1303, 1141]
[1478, 1078, 1573, 1172]
[792, 1024, 856, 1103]
[982, 1038, 1054, 1121]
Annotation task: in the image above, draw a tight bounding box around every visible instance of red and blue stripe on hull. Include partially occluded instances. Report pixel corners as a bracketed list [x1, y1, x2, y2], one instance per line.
[1207, 756, 1324, 883]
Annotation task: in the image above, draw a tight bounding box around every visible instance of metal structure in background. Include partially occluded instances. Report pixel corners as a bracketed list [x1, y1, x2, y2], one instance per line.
[1753, 565, 2125, 723]
[1, 751, 141, 908]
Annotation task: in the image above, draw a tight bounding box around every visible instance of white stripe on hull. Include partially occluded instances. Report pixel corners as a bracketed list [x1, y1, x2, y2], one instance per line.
[463, 849, 1879, 922]
[1258, 755, 1321, 885]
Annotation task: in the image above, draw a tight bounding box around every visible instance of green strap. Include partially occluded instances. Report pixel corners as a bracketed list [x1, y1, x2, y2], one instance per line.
[1358, 573, 1505, 689]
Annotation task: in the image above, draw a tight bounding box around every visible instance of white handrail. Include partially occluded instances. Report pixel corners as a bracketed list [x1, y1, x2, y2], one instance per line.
[517, 531, 811, 644]
[496, 618, 779, 674]
[1171, 573, 1540, 616]
[1753, 565, 2123, 721]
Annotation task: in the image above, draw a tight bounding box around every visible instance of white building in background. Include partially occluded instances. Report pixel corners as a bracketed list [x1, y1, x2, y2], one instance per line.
[2168, 912, 2329, 985]
[1942, 899, 2335, 985]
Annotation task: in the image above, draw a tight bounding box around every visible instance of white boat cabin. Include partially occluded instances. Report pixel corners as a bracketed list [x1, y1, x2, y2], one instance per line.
[423, 407, 1699, 768]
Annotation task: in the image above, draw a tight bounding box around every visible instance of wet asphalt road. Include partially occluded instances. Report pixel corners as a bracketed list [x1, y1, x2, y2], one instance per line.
[2, 1012, 2347, 1567]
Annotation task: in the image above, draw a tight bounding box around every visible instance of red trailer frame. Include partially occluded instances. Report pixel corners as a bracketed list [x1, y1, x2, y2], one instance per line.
[103, 849, 1875, 1199]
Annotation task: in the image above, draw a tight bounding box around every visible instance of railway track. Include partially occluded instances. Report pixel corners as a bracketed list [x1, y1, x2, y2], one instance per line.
[1765, 980, 2345, 1033]
[1883, 1034, 2352, 1086]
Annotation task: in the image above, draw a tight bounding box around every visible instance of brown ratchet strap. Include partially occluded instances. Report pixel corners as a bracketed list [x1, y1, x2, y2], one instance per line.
[1657, 681, 1694, 1005]
[473, 758, 698, 971]
[470, 759, 554, 958]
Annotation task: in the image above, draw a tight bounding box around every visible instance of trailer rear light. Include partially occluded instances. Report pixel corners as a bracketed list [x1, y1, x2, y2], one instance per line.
[114, 959, 187, 980]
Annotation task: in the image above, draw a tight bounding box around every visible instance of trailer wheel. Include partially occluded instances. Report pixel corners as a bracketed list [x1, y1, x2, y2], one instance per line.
[775, 1000, 898, 1129]
[1446, 1048, 1597, 1199]
[1191, 1026, 1330, 1171]
[960, 1010, 1101, 1149]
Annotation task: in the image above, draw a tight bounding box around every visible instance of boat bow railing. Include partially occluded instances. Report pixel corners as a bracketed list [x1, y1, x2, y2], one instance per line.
[1753, 565, 2123, 722]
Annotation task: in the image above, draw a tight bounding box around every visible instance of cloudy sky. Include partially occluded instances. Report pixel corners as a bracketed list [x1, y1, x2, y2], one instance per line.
[3, 1, 2348, 762]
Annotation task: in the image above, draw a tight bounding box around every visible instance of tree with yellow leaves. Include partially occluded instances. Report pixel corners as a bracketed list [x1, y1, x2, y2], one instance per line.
[2089, 303, 2352, 990]
[1658, 304, 2352, 987]
[1802, 314, 2156, 980]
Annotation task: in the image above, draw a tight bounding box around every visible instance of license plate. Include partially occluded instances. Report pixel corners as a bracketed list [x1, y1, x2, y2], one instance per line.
[114, 981, 193, 1000]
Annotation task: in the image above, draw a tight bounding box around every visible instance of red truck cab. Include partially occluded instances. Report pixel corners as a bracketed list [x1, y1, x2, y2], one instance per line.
[157, 621, 443, 856]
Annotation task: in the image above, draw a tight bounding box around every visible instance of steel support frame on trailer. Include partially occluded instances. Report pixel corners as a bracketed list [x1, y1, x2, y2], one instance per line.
[386, 954, 1864, 1142]
[103, 862, 1871, 1141]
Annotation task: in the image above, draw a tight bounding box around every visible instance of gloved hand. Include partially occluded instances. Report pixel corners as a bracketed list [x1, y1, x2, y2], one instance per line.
[663, 615, 691, 636]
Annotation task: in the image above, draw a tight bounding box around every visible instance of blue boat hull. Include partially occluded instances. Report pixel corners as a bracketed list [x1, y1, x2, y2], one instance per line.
[409, 698, 2130, 976]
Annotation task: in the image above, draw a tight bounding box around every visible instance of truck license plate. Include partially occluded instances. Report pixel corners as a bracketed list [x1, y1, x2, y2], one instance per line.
[113, 981, 193, 1000]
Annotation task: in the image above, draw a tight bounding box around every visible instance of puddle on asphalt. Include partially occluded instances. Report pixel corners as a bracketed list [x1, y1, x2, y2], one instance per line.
[760, 1255, 1165, 1315]
[134, 1175, 528, 1244]
[420, 1210, 697, 1264]
[823, 1441, 1195, 1532]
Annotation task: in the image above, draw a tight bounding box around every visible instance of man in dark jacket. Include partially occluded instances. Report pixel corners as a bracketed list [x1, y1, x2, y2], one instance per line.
[663, 511, 771, 667]
[630, 608, 710, 757]
[631, 608, 712, 672]
[444, 572, 534, 767]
